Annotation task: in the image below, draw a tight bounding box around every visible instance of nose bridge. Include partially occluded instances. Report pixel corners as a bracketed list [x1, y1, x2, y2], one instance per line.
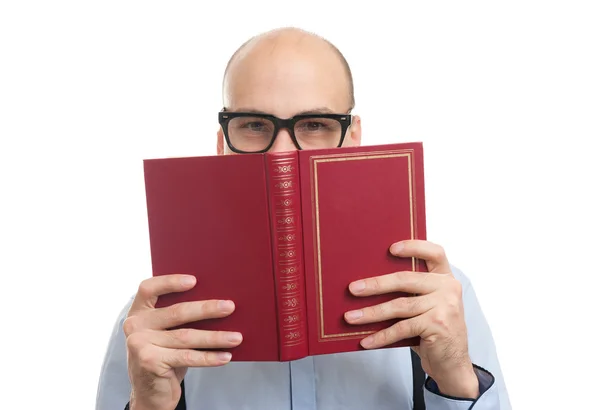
[269, 126, 296, 152]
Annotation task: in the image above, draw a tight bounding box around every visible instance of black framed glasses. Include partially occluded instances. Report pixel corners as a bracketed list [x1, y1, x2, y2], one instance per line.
[218, 111, 352, 153]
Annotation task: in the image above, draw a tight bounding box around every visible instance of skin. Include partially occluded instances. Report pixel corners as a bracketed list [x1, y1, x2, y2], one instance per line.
[125, 28, 478, 410]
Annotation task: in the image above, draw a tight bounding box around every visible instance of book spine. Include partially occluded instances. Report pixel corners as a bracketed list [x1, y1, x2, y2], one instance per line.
[265, 151, 308, 361]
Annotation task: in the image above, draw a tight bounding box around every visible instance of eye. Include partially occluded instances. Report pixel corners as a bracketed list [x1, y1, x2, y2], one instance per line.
[297, 121, 328, 132]
[243, 121, 268, 130]
[232, 118, 273, 133]
[305, 122, 325, 130]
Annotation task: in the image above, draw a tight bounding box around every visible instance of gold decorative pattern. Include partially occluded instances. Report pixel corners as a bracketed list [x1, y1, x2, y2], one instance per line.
[275, 181, 293, 189]
[284, 314, 300, 323]
[266, 153, 306, 354]
[281, 282, 298, 291]
[285, 331, 302, 340]
[283, 298, 299, 308]
[280, 266, 298, 275]
[279, 234, 296, 242]
[277, 216, 294, 225]
[311, 150, 418, 341]
[274, 165, 294, 173]
[279, 250, 296, 258]
[279, 199, 293, 207]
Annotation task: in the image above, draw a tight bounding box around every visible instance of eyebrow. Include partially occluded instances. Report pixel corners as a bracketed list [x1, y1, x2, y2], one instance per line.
[228, 107, 337, 116]
[296, 107, 336, 115]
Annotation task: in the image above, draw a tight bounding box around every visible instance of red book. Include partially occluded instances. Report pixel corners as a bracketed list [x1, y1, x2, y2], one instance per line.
[144, 142, 427, 361]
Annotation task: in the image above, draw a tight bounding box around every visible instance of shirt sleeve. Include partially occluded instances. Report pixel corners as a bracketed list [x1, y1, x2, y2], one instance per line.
[423, 365, 498, 409]
[95, 297, 134, 410]
[422, 266, 513, 410]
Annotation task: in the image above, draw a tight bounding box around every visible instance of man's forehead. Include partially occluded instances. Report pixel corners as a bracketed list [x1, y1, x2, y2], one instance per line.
[225, 107, 339, 116]
[223, 57, 349, 118]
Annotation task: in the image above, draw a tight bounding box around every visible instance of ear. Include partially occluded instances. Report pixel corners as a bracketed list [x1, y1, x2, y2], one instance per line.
[217, 127, 225, 155]
[348, 115, 362, 146]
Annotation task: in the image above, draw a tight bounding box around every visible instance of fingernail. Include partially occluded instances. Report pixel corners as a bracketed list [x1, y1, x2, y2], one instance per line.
[218, 300, 234, 311]
[390, 242, 405, 254]
[350, 280, 366, 293]
[361, 335, 374, 348]
[181, 275, 196, 286]
[217, 352, 232, 362]
[227, 332, 242, 343]
[345, 310, 363, 321]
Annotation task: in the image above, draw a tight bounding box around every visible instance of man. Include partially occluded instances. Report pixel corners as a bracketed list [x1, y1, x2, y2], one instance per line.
[96, 27, 511, 410]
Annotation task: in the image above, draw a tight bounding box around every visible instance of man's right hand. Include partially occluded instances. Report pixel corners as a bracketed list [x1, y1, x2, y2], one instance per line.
[123, 274, 242, 410]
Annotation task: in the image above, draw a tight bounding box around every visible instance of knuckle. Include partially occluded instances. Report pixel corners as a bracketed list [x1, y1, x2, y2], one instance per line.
[137, 278, 154, 300]
[409, 319, 421, 336]
[374, 330, 388, 346]
[180, 349, 194, 364]
[126, 332, 146, 353]
[191, 330, 213, 348]
[137, 346, 157, 370]
[432, 245, 447, 261]
[171, 328, 193, 344]
[390, 297, 407, 313]
[431, 311, 451, 332]
[371, 277, 383, 292]
[421, 272, 435, 286]
[390, 296, 420, 316]
[395, 319, 411, 337]
[374, 303, 388, 318]
[393, 271, 405, 282]
[409, 275, 427, 293]
[409, 296, 423, 313]
[181, 349, 204, 366]
[201, 300, 219, 317]
[123, 316, 139, 336]
[380, 327, 395, 345]
[443, 278, 463, 303]
[211, 331, 229, 347]
[168, 303, 185, 322]
[446, 292, 463, 312]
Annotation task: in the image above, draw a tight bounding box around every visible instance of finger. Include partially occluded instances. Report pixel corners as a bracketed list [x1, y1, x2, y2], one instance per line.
[143, 299, 236, 331]
[344, 294, 433, 324]
[127, 331, 240, 372]
[349, 270, 448, 297]
[151, 328, 243, 350]
[130, 274, 197, 313]
[165, 348, 233, 368]
[360, 315, 424, 349]
[389, 240, 451, 273]
[134, 345, 233, 370]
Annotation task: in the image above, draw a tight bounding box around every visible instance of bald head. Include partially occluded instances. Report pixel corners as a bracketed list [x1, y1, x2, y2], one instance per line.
[222, 27, 355, 113]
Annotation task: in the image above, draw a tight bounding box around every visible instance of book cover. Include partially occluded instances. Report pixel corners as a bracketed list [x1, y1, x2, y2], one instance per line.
[143, 142, 426, 361]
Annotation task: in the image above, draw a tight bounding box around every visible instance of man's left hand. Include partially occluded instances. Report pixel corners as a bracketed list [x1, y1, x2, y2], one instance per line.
[344, 240, 479, 399]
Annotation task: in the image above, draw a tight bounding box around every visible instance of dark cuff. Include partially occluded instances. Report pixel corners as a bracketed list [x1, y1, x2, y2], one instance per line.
[425, 364, 495, 401]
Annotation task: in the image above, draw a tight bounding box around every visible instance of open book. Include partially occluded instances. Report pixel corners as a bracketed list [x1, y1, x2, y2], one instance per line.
[143, 142, 427, 361]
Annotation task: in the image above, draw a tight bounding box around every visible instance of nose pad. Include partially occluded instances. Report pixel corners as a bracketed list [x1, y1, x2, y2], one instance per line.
[268, 129, 297, 152]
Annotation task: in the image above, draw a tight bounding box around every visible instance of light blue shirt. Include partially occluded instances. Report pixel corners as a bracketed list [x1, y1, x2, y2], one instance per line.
[96, 266, 511, 409]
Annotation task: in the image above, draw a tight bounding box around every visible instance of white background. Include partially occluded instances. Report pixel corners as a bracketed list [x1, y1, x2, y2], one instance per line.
[1, 1, 599, 408]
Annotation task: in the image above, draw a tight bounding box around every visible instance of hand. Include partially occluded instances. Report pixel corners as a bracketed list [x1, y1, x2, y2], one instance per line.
[344, 240, 479, 399]
[123, 274, 243, 410]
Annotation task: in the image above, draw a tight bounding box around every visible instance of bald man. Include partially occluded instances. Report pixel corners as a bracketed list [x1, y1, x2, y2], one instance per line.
[96, 28, 511, 410]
